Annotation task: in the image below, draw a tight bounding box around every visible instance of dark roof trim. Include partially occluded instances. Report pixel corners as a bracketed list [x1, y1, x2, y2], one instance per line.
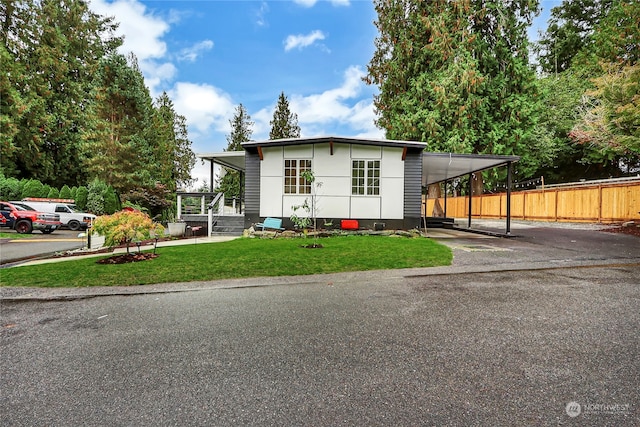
[241, 135, 428, 151]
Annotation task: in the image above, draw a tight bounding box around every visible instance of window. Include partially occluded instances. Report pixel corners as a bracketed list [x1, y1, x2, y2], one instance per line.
[352, 160, 380, 195]
[284, 159, 312, 194]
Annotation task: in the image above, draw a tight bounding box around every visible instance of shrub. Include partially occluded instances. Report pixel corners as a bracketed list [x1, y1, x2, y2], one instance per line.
[120, 183, 172, 218]
[59, 185, 72, 200]
[87, 178, 107, 214]
[0, 176, 21, 200]
[21, 179, 43, 198]
[92, 210, 164, 254]
[47, 187, 60, 199]
[103, 186, 119, 214]
[75, 186, 88, 210]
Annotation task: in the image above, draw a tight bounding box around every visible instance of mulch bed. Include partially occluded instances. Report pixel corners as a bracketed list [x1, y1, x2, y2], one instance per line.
[96, 252, 159, 264]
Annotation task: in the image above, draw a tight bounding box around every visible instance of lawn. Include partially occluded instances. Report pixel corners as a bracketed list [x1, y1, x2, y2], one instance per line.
[1, 235, 452, 287]
[0, 232, 32, 239]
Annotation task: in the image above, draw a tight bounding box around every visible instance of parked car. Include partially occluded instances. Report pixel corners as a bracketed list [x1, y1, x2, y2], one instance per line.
[19, 198, 95, 231]
[0, 201, 61, 234]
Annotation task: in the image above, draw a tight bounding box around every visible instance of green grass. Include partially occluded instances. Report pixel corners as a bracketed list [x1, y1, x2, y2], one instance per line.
[0, 232, 32, 239]
[1, 235, 452, 288]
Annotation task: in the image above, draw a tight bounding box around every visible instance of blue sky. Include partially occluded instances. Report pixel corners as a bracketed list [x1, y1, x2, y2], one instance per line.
[89, 0, 560, 188]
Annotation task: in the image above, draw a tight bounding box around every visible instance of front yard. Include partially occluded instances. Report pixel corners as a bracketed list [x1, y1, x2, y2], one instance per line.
[1, 235, 452, 287]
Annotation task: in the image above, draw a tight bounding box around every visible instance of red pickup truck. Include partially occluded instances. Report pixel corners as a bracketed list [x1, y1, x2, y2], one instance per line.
[0, 201, 62, 234]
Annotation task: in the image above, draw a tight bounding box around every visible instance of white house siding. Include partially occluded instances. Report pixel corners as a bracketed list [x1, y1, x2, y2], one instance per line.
[259, 142, 405, 220]
[259, 146, 284, 217]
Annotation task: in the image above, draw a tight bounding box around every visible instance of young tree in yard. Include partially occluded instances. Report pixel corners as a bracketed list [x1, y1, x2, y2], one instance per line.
[365, 0, 543, 193]
[92, 210, 164, 254]
[217, 104, 253, 198]
[269, 92, 301, 140]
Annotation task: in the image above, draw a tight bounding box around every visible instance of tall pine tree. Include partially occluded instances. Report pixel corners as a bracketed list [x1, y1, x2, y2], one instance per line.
[83, 53, 155, 193]
[1, 0, 121, 186]
[365, 0, 544, 189]
[269, 92, 301, 140]
[217, 104, 254, 198]
[152, 92, 196, 191]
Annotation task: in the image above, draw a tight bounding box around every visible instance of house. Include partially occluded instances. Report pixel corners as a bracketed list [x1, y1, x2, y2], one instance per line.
[193, 136, 519, 234]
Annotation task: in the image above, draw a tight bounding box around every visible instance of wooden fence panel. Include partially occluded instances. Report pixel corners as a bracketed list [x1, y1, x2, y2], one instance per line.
[423, 181, 640, 223]
[556, 187, 600, 221]
[480, 194, 502, 218]
[601, 185, 640, 221]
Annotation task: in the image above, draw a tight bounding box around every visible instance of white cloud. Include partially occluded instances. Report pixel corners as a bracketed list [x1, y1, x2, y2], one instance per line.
[255, 1, 269, 27]
[279, 66, 381, 137]
[91, 0, 168, 61]
[169, 82, 235, 136]
[142, 61, 178, 97]
[284, 30, 326, 51]
[178, 40, 214, 62]
[90, 0, 174, 94]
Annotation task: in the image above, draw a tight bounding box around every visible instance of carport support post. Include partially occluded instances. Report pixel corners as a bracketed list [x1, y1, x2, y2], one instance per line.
[468, 173, 473, 228]
[506, 161, 512, 235]
[443, 180, 448, 218]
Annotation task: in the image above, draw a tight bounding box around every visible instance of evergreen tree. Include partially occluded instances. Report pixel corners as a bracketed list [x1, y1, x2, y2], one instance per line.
[83, 53, 155, 193]
[269, 92, 301, 140]
[21, 179, 43, 198]
[75, 186, 88, 210]
[59, 185, 72, 199]
[47, 187, 60, 199]
[365, 0, 543, 187]
[217, 104, 254, 198]
[1, 0, 121, 186]
[153, 92, 196, 190]
[225, 104, 253, 151]
[535, 0, 614, 74]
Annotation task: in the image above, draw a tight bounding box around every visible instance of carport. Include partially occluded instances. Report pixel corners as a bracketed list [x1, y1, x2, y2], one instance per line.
[422, 152, 519, 235]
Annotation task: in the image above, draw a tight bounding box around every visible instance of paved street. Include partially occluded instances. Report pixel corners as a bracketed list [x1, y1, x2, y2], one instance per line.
[2, 263, 639, 426]
[0, 230, 86, 266]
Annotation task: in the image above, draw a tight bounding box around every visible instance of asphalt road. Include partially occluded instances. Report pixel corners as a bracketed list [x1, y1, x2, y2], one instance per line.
[2, 264, 638, 426]
[0, 229, 86, 265]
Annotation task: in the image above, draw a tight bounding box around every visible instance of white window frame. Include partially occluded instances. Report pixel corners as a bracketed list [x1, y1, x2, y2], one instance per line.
[284, 159, 312, 194]
[352, 159, 380, 196]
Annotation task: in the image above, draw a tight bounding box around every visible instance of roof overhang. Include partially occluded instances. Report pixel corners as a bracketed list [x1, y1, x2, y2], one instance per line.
[198, 151, 246, 171]
[422, 152, 519, 186]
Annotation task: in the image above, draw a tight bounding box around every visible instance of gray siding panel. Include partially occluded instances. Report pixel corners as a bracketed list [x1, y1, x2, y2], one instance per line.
[404, 150, 423, 222]
[244, 151, 261, 228]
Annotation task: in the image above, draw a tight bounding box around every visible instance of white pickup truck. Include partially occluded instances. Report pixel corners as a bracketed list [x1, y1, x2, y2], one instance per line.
[19, 198, 96, 231]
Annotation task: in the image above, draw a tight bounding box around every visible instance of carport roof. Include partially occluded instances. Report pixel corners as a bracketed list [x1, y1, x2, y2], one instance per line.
[198, 137, 519, 186]
[421, 152, 519, 186]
